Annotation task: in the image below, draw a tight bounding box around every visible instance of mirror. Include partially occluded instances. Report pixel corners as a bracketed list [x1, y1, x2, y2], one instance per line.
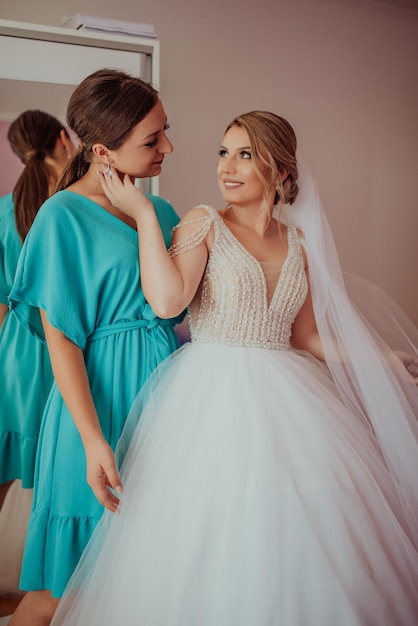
[0, 80, 76, 195]
[0, 18, 159, 194]
[0, 79, 75, 123]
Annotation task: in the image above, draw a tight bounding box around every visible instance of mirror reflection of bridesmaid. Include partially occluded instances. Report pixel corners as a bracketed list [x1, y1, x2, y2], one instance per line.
[0, 109, 76, 510]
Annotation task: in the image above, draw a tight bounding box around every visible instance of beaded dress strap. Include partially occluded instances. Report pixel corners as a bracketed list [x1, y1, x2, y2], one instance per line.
[169, 206, 215, 257]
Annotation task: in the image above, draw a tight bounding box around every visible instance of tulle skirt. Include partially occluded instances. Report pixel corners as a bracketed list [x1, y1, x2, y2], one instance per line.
[52, 343, 418, 626]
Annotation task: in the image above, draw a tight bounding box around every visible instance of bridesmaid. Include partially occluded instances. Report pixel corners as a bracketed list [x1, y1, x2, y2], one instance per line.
[8, 69, 183, 626]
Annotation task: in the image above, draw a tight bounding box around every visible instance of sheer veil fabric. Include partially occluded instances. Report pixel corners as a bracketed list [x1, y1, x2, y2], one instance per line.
[50, 168, 418, 625]
[282, 166, 418, 536]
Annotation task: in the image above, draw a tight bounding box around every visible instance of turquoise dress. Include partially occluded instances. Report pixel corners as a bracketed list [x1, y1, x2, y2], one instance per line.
[0, 193, 53, 488]
[9, 190, 182, 598]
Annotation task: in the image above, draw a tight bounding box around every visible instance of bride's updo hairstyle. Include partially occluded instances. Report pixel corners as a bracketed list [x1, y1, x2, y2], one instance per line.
[225, 111, 299, 210]
[57, 68, 159, 190]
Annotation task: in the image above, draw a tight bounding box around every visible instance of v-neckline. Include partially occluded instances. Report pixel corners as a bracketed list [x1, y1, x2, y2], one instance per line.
[61, 189, 138, 234]
[214, 209, 293, 312]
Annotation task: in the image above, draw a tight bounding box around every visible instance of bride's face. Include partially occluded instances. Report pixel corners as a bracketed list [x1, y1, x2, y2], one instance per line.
[217, 126, 270, 207]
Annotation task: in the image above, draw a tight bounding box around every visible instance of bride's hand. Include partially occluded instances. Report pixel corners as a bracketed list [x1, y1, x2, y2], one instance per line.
[394, 350, 418, 385]
[97, 165, 153, 220]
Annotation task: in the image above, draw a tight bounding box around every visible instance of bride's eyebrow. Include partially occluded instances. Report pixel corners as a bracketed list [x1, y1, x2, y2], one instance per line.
[219, 145, 252, 151]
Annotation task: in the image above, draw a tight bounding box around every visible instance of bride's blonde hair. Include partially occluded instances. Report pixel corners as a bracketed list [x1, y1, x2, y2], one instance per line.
[225, 111, 299, 214]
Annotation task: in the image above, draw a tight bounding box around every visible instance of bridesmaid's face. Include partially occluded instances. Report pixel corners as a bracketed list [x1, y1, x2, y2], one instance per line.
[110, 99, 173, 179]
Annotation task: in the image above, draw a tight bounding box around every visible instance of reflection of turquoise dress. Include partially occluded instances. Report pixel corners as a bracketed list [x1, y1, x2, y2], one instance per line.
[0, 193, 53, 488]
[9, 190, 182, 598]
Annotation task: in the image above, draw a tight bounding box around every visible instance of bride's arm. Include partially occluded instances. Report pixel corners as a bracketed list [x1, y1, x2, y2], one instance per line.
[98, 170, 210, 318]
[290, 269, 325, 361]
[291, 268, 418, 384]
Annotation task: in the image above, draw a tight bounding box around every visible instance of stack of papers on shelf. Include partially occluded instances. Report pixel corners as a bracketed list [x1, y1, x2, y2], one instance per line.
[60, 14, 157, 39]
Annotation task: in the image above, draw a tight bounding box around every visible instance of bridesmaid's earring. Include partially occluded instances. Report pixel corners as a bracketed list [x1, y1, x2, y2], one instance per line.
[105, 163, 112, 178]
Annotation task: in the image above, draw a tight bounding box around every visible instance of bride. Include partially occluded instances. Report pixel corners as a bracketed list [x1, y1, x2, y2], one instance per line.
[52, 111, 418, 625]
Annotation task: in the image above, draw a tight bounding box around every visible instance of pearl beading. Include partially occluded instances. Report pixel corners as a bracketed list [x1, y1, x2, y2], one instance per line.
[169, 205, 308, 350]
[169, 215, 213, 257]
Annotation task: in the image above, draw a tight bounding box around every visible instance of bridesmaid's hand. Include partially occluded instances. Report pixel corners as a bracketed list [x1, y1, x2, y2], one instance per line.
[85, 437, 123, 513]
[97, 165, 154, 221]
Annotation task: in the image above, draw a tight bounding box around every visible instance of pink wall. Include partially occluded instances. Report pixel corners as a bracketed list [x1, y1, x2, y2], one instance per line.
[0, 121, 22, 196]
[1, 0, 417, 322]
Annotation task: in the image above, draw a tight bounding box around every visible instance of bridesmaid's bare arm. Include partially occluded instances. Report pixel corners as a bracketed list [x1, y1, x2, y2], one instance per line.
[40, 309, 123, 511]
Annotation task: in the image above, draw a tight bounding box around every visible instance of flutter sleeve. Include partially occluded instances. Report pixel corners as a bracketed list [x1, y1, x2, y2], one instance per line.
[8, 194, 97, 348]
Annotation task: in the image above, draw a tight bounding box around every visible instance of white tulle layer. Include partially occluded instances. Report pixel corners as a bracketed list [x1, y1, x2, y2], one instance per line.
[53, 343, 418, 626]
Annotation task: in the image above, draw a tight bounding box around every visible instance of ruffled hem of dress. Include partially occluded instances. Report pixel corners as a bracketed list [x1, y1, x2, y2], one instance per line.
[0, 430, 38, 488]
[20, 512, 102, 598]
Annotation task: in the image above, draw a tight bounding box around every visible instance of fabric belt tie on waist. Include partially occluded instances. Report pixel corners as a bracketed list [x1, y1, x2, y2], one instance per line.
[87, 318, 173, 342]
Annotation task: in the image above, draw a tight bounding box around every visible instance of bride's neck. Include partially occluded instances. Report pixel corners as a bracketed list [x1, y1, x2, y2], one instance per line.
[222, 203, 276, 236]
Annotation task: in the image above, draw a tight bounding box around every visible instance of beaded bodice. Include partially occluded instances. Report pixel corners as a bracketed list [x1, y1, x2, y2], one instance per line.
[170, 205, 308, 350]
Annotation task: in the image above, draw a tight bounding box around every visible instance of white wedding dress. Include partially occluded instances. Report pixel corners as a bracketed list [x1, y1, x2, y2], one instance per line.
[53, 204, 418, 625]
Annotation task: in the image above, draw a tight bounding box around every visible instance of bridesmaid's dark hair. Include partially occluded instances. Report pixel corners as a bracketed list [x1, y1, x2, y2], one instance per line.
[57, 69, 159, 190]
[8, 109, 67, 240]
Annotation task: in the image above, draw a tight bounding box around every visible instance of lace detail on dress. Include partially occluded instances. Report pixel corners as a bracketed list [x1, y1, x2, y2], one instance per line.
[169, 213, 214, 257]
[188, 206, 308, 350]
